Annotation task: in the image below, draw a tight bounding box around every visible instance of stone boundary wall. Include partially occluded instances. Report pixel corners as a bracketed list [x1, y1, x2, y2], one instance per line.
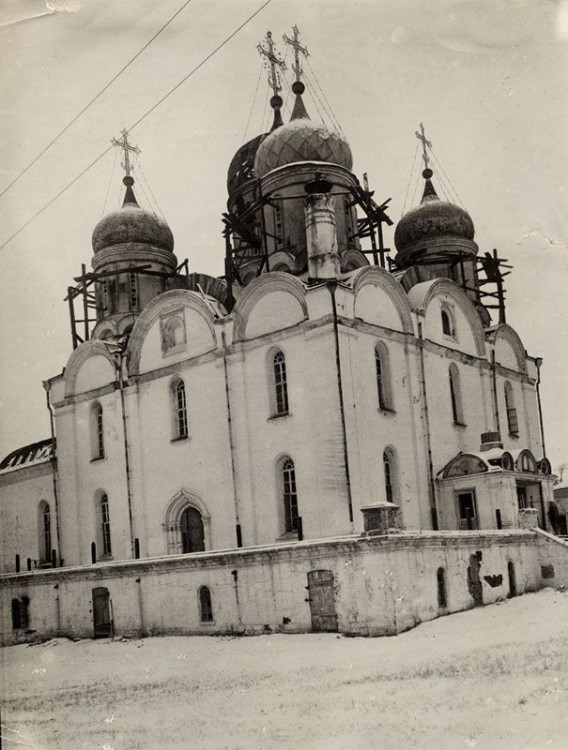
[2, 530, 564, 646]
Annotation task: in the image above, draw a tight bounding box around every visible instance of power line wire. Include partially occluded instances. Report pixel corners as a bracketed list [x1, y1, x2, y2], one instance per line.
[0, 0, 194, 200]
[0, 0, 273, 252]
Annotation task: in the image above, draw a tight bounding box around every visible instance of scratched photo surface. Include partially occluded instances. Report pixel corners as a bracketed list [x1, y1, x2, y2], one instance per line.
[1, 1, 568, 749]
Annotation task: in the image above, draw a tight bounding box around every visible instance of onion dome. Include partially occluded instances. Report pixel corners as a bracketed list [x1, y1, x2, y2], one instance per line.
[394, 169, 474, 254]
[92, 176, 174, 253]
[227, 132, 268, 195]
[254, 81, 353, 179]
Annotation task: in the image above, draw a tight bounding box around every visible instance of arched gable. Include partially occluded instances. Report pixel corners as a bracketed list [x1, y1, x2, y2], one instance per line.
[128, 290, 217, 377]
[352, 266, 413, 333]
[232, 272, 308, 343]
[408, 279, 486, 357]
[487, 324, 528, 374]
[64, 341, 116, 397]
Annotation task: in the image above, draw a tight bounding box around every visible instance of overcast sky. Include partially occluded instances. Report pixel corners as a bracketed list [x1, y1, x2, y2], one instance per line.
[0, 0, 567, 470]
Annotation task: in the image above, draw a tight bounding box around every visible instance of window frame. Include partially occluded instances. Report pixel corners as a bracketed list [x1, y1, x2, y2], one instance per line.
[270, 349, 290, 418]
[280, 456, 299, 534]
[375, 342, 394, 412]
[39, 501, 52, 564]
[100, 493, 112, 557]
[504, 380, 519, 436]
[170, 377, 189, 440]
[91, 402, 105, 461]
[448, 363, 465, 425]
[441, 306, 456, 338]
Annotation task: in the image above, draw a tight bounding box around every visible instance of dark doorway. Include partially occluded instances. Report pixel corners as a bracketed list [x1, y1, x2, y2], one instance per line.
[306, 570, 338, 632]
[181, 507, 205, 553]
[92, 587, 112, 638]
[507, 561, 517, 598]
[458, 492, 478, 530]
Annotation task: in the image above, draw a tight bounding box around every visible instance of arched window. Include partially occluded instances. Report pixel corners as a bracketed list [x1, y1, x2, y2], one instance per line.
[39, 501, 52, 564]
[100, 493, 112, 557]
[441, 307, 455, 337]
[504, 381, 519, 435]
[449, 364, 464, 424]
[437, 567, 447, 609]
[171, 378, 188, 439]
[383, 450, 395, 503]
[199, 586, 213, 622]
[91, 402, 104, 460]
[281, 457, 299, 533]
[375, 342, 393, 411]
[272, 350, 289, 416]
[180, 507, 205, 553]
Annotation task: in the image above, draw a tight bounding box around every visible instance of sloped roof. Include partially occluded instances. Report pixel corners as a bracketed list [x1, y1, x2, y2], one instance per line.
[0, 438, 54, 473]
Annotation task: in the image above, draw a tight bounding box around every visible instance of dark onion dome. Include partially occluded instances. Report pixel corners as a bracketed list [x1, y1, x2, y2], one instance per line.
[227, 132, 268, 195]
[394, 169, 474, 253]
[254, 81, 353, 179]
[0, 438, 54, 471]
[92, 176, 174, 254]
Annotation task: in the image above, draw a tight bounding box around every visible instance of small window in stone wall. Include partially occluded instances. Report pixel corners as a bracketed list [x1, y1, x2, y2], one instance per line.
[199, 586, 213, 622]
[437, 568, 447, 609]
[160, 311, 186, 354]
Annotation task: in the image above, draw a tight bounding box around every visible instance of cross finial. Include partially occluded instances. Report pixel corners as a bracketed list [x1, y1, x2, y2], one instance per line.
[283, 24, 309, 83]
[111, 129, 141, 178]
[257, 31, 286, 96]
[415, 122, 432, 171]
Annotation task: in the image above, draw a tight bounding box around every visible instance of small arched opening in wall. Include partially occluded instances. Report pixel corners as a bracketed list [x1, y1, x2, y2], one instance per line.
[198, 585, 214, 623]
[382, 446, 399, 505]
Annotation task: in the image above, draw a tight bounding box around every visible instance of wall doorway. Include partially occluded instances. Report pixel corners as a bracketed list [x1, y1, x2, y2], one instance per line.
[457, 491, 478, 530]
[180, 507, 205, 553]
[92, 587, 112, 638]
[306, 570, 338, 632]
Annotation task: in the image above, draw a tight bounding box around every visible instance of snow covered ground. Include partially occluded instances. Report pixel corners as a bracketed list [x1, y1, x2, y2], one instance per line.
[2, 588, 568, 750]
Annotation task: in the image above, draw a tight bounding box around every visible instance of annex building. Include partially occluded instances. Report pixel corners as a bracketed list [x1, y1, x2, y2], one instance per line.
[2, 30, 567, 645]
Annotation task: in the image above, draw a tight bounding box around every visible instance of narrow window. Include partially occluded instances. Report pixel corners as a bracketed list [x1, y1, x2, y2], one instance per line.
[344, 199, 354, 240]
[171, 379, 188, 439]
[92, 403, 104, 459]
[375, 343, 393, 411]
[274, 196, 284, 249]
[437, 568, 447, 608]
[129, 273, 138, 311]
[101, 494, 112, 556]
[199, 586, 213, 622]
[282, 458, 299, 533]
[39, 502, 52, 563]
[449, 364, 464, 424]
[383, 450, 395, 503]
[441, 308, 454, 337]
[504, 381, 519, 435]
[273, 351, 289, 416]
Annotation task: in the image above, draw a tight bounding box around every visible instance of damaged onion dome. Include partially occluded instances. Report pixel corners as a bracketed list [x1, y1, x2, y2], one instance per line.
[92, 176, 174, 253]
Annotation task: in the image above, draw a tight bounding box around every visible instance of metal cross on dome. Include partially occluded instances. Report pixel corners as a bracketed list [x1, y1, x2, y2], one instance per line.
[111, 129, 141, 178]
[283, 25, 309, 83]
[415, 122, 433, 171]
[257, 31, 286, 96]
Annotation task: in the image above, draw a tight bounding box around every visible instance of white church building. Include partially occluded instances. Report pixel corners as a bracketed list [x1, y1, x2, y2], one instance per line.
[2, 32, 566, 644]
